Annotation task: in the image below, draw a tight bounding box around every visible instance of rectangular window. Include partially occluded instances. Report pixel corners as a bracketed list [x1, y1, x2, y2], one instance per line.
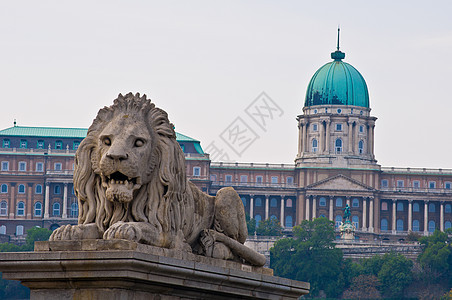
[445, 182, 451, 190]
[73, 141, 80, 150]
[286, 176, 294, 186]
[256, 176, 263, 185]
[1, 161, 9, 171]
[54, 185, 61, 194]
[271, 176, 278, 184]
[20, 139, 27, 149]
[36, 162, 44, 172]
[429, 181, 436, 189]
[413, 180, 420, 189]
[225, 175, 232, 183]
[210, 174, 217, 182]
[2, 139, 10, 148]
[37, 140, 45, 149]
[55, 141, 63, 150]
[193, 167, 201, 177]
[397, 180, 404, 188]
[18, 162, 26, 171]
[359, 125, 364, 133]
[381, 179, 388, 188]
[335, 123, 342, 131]
[312, 124, 318, 131]
[54, 163, 62, 171]
[240, 175, 248, 184]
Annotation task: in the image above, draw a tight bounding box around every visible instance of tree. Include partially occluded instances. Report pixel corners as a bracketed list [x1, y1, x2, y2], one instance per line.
[418, 229, 452, 282]
[270, 217, 345, 298]
[23, 227, 52, 251]
[377, 252, 413, 297]
[256, 218, 282, 236]
[342, 274, 381, 299]
[245, 214, 256, 236]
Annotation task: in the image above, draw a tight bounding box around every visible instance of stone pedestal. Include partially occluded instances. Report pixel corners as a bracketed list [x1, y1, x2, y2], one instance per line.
[0, 240, 309, 299]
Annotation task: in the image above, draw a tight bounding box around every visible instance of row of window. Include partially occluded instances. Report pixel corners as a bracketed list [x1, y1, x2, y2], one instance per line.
[312, 108, 365, 116]
[311, 138, 365, 154]
[316, 197, 361, 208]
[2, 139, 81, 150]
[253, 214, 293, 228]
[381, 201, 452, 213]
[1, 161, 65, 172]
[311, 123, 366, 133]
[380, 218, 452, 232]
[0, 184, 73, 195]
[212, 174, 294, 185]
[381, 179, 451, 189]
[0, 225, 25, 236]
[241, 197, 293, 208]
[0, 200, 78, 217]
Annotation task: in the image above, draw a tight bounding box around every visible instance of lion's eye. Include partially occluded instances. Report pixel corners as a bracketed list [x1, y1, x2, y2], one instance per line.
[103, 137, 111, 146]
[135, 139, 144, 147]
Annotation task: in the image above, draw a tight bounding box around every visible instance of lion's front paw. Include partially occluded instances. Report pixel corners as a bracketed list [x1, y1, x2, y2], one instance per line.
[49, 224, 84, 241]
[103, 221, 143, 242]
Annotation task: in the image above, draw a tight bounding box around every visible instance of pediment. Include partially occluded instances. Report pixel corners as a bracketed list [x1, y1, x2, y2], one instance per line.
[306, 174, 374, 192]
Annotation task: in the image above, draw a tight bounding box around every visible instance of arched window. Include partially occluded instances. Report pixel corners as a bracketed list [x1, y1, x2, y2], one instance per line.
[16, 225, 24, 236]
[0, 201, 7, 216]
[358, 140, 364, 154]
[446, 204, 452, 213]
[34, 202, 42, 217]
[240, 197, 247, 207]
[286, 199, 292, 207]
[0, 225, 6, 234]
[319, 197, 326, 206]
[1, 184, 7, 193]
[335, 215, 342, 228]
[397, 219, 404, 231]
[53, 202, 60, 216]
[445, 221, 452, 230]
[381, 218, 388, 231]
[429, 203, 436, 213]
[18, 184, 25, 194]
[413, 220, 420, 231]
[335, 138, 343, 154]
[270, 198, 277, 207]
[352, 198, 359, 208]
[255, 214, 262, 227]
[336, 198, 343, 207]
[285, 215, 293, 228]
[35, 184, 42, 194]
[270, 215, 277, 220]
[428, 220, 436, 233]
[255, 197, 262, 207]
[352, 216, 359, 228]
[17, 201, 25, 216]
[381, 202, 388, 210]
[397, 202, 404, 211]
[413, 203, 420, 212]
[70, 202, 78, 218]
[312, 139, 318, 153]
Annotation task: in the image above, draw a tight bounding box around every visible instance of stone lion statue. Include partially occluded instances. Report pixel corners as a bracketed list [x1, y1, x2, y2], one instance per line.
[50, 93, 265, 266]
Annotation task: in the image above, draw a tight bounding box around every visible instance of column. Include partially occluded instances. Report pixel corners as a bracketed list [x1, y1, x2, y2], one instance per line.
[348, 121, 353, 153]
[424, 200, 429, 235]
[325, 121, 330, 154]
[369, 197, 374, 232]
[392, 200, 397, 233]
[369, 124, 375, 156]
[329, 196, 334, 221]
[44, 183, 50, 218]
[302, 123, 308, 152]
[312, 196, 317, 220]
[408, 200, 413, 232]
[9, 184, 16, 218]
[346, 196, 351, 206]
[354, 122, 359, 153]
[298, 124, 303, 157]
[319, 121, 325, 153]
[305, 196, 310, 221]
[440, 201, 444, 232]
[265, 195, 269, 220]
[362, 198, 367, 231]
[249, 195, 254, 219]
[62, 183, 68, 218]
[280, 196, 285, 228]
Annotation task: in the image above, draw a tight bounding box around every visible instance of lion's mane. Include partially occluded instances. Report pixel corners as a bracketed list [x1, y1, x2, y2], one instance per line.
[73, 93, 191, 241]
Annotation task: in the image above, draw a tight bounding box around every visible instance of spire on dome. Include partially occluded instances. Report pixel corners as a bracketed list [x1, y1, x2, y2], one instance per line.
[331, 27, 345, 61]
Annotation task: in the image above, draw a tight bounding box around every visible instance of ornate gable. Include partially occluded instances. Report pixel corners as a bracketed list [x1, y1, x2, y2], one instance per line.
[306, 174, 374, 192]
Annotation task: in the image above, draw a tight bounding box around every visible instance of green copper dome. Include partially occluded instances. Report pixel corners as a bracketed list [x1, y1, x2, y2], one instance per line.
[304, 50, 369, 108]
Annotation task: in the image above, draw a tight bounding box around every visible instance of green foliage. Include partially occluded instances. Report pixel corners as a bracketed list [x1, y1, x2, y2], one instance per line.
[23, 227, 52, 251]
[377, 253, 413, 297]
[418, 229, 452, 282]
[256, 218, 282, 236]
[270, 217, 345, 298]
[245, 214, 256, 236]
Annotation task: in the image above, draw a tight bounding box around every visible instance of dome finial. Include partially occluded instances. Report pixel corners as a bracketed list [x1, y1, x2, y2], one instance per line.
[331, 26, 345, 61]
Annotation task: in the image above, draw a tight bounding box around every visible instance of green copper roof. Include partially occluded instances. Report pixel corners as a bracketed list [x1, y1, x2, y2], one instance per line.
[304, 50, 369, 108]
[0, 126, 88, 138]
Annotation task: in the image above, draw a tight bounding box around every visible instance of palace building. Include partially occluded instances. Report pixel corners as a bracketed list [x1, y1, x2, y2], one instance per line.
[1, 39, 451, 242]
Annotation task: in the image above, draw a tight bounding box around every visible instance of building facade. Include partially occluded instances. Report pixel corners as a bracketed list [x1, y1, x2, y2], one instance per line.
[1, 43, 451, 242]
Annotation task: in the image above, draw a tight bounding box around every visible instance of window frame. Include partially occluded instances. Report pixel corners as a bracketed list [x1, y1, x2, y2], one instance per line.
[193, 167, 201, 177]
[1, 161, 9, 171]
[18, 161, 27, 172]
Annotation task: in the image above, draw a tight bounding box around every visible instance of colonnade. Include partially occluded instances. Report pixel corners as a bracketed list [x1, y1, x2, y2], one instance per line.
[247, 194, 293, 228]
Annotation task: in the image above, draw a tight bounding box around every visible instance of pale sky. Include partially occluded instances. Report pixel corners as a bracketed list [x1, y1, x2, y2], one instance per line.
[1, 1, 451, 168]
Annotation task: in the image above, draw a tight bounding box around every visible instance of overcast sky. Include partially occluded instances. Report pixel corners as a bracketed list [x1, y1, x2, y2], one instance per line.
[0, 1, 451, 168]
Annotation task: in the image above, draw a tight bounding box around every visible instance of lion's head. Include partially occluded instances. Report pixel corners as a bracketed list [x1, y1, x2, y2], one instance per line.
[74, 93, 188, 235]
